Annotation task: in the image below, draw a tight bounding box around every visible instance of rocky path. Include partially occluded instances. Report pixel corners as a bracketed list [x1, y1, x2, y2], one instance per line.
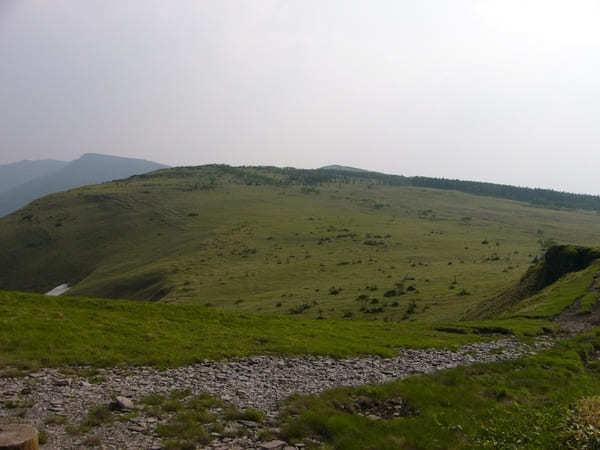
[554, 271, 600, 335]
[0, 337, 553, 449]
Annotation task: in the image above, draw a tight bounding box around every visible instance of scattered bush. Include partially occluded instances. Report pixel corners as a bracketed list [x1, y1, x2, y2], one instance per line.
[288, 303, 311, 314]
[364, 240, 385, 246]
[402, 300, 417, 320]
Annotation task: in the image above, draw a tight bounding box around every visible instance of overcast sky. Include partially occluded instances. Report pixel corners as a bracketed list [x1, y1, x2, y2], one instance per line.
[1, 1, 599, 193]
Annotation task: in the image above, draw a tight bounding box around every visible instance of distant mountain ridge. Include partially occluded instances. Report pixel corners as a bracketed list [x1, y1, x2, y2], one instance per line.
[318, 164, 600, 211]
[0, 159, 67, 193]
[319, 164, 369, 173]
[0, 153, 167, 217]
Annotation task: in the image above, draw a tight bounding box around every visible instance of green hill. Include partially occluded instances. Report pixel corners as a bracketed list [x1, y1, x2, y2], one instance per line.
[1, 244, 598, 367]
[2, 165, 600, 323]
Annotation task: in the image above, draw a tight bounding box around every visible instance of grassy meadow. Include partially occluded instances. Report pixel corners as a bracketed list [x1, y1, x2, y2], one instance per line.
[2, 166, 600, 324]
[0, 290, 554, 370]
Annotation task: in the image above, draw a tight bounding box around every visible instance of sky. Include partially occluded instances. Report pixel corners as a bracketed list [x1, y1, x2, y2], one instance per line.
[1, 1, 600, 194]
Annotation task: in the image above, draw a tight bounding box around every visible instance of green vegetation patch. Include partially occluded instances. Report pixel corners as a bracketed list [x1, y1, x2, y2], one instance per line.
[0, 291, 553, 369]
[577, 292, 599, 315]
[562, 395, 600, 448]
[279, 330, 600, 449]
[139, 391, 266, 450]
[511, 260, 600, 318]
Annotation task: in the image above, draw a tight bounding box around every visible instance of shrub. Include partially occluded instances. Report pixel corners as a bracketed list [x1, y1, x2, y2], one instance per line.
[288, 303, 311, 314]
[562, 396, 600, 449]
[225, 407, 264, 423]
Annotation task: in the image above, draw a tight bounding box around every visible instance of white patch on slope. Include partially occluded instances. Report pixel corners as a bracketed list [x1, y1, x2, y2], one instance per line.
[45, 284, 70, 296]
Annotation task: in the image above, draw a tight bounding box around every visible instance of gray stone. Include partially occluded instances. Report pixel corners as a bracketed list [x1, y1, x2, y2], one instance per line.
[115, 395, 134, 410]
[261, 441, 287, 450]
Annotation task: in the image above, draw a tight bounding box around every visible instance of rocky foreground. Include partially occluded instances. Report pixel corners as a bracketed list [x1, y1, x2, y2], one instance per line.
[0, 338, 553, 449]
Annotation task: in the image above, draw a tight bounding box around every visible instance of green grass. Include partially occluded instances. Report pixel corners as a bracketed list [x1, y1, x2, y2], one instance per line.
[223, 407, 265, 423]
[510, 260, 600, 318]
[0, 290, 553, 369]
[3, 165, 600, 323]
[578, 292, 599, 315]
[140, 391, 265, 449]
[278, 329, 600, 449]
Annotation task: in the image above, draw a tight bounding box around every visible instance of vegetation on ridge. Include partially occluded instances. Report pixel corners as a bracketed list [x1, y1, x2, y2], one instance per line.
[470, 245, 600, 319]
[2, 165, 600, 324]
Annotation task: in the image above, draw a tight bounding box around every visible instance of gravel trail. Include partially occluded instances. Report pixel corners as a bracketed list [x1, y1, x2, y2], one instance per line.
[0, 337, 554, 449]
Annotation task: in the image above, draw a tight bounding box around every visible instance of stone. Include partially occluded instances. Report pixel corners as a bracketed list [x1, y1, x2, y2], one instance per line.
[239, 420, 259, 428]
[114, 396, 134, 410]
[260, 441, 287, 450]
[0, 424, 39, 450]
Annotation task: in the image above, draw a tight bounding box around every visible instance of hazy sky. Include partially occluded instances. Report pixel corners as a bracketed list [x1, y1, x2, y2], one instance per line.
[1, 1, 600, 194]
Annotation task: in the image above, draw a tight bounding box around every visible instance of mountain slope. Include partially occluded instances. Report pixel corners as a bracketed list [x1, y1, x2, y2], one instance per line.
[2, 165, 600, 323]
[0, 159, 67, 193]
[0, 153, 167, 217]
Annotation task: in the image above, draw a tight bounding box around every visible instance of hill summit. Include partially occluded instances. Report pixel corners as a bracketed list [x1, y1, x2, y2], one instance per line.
[319, 164, 370, 173]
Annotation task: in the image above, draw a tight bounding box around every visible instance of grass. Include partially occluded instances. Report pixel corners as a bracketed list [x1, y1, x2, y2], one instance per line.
[278, 329, 600, 449]
[562, 396, 600, 448]
[139, 391, 263, 450]
[3, 165, 600, 323]
[578, 292, 599, 315]
[66, 405, 114, 435]
[223, 407, 265, 423]
[509, 260, 600, 318]
[0, 290, 554, 369]
[153, 394, 217, 449]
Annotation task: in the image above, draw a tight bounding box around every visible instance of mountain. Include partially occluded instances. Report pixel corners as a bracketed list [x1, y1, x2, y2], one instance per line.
[0, 159, 68, 193]
[319, 164, 370, 173]
[0, 153, 168, 217]
[2, 164, 600, 324]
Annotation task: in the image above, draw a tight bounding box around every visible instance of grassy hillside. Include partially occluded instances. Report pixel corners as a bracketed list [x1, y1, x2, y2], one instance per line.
[469, 245, 600, 319]
[2, 165, 600, 323]
[0, 291, 553, 370]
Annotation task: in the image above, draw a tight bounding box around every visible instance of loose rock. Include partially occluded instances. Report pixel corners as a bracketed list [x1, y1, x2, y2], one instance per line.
[0, 337, 554, 449]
